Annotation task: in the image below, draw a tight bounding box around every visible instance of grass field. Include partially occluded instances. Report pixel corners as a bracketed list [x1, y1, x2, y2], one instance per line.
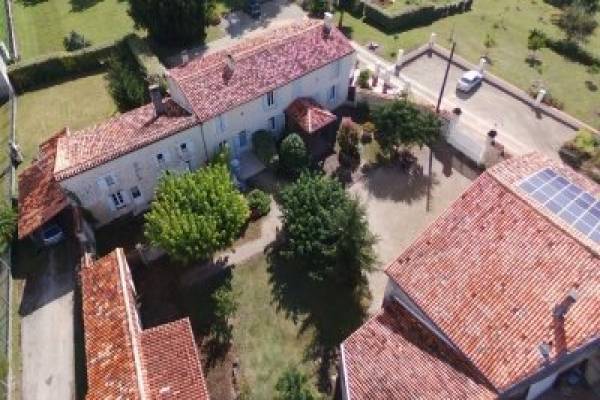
[14, 72, 117, 165]
[340, 0, 600, 128]
[13, 0, 136, 60]
[383, 0, 454, 13]
[0, 0, 7, 45]
[232, 256, 316, 399]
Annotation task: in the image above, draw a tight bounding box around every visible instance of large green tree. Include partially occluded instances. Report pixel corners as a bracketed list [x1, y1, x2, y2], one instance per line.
[106, 46, 148, 112]
[128, 0, 214, 45]
[278, 172, 376, 283]
[372, 100, 442, 158]
[556, 2, 598, 44]
[144, 164, 249, 264]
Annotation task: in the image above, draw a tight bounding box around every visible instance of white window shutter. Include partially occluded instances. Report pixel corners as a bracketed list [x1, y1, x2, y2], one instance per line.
[122, 190, 132, 205]
[110, 173, 119, 187]
[262, 94, 269, 111]
[97, 177, 108, 193]
[107, 195, 116, 211]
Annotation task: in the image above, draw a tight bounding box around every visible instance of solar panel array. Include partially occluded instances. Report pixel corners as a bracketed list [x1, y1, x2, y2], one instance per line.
[519, 168, 600, 245]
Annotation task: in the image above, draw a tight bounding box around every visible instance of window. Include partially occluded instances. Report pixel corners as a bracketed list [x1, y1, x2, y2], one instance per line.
[268, 116, 276, 131]
[328, 85, 336, 101]
[266, 91, 275, 107]
[238, 131, 248, 148]
[179, 142, 190, 160]
[218, 115, 226, 133]
[131, 186, 141, 199]
[111, 191, 126, 210]
[156, 153, 166, 168]
[104, 174, 116, 186]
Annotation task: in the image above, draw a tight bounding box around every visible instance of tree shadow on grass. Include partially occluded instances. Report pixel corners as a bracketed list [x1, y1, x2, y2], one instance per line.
[16, 0, 47, 6]
[266, 240, 371, 393]
[69, 0, 103, 12]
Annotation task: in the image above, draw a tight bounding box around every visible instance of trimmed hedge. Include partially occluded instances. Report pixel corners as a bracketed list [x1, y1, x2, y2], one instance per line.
[8, 39, 125, 93]
[364, 0, 472, 32]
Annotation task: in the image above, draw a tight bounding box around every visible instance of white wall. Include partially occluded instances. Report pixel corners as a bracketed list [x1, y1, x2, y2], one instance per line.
[59, 124, 207, 226]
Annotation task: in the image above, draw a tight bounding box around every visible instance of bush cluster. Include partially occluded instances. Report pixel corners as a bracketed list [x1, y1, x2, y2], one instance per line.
[246, 189, 271, 219]
[364, 0, 472, 32]
[279, 133, 309, 178]
[63, 31, 91, 52]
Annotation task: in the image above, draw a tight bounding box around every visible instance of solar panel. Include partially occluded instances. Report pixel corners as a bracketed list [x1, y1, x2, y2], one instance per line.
[519, 168, 600, 244]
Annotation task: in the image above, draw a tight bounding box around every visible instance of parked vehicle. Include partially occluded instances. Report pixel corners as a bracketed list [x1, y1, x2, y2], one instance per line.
[41, 224, 65, 246]
[457, 70, 483, 93]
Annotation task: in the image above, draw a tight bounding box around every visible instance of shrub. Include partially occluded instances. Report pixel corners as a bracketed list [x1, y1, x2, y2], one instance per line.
[210, 144, 232, 168]
[246, 189, 271, 219]
[275, 367, 315, 400]
[357, 69, 370, 89]
[106, 45, 149, 112]
[211, 282, 238, 345]
[337, 118, 361, 170]
[309, 0, 328, 16]
[279, 133, 309, 177]
[527, 83, 565, 110]
[144, 163, 250, 264]
[565, 129, 599, 157]
[361, 121, 376, 143]
[252, 129, 278, 168]
[8, 40, 120, 93]
[0, 203, 16, 253]
[63, 31, 91, 52]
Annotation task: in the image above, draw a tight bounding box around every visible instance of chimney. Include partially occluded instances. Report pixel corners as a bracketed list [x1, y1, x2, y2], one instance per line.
[149, 84, 165, 116]
[323, 12, 333, 36]
[226, 54, 235, 74]
[552, 289, 578, 357]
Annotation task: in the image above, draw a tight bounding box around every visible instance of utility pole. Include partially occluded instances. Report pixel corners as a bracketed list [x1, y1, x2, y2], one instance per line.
[427, 41, 456, 212]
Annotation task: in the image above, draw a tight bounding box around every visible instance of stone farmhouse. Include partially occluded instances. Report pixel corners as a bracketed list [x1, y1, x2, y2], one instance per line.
[17, 18, 356, 238]
[340, 154, 600, 400]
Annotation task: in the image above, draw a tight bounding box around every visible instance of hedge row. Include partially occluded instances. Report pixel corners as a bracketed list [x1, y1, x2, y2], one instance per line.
[7, 38, 127, 93]
[126, 34, 166, 82]
[364, 0, 473, 32]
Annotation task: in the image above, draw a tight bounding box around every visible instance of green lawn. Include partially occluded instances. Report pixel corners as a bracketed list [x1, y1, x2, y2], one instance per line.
[14, 72, 117, 165]
[340, 0, 600, 128]
[232, 255, 316, 399]
[13, 0, 137, 60]
[0, 0, 7, 45]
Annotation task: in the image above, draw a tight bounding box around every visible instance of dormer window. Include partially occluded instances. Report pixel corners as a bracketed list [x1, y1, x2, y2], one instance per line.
[266, 91, 275, 107]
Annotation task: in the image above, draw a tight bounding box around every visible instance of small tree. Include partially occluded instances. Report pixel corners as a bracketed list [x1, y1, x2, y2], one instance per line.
[144, 164, 250, 264]
[63, 31, 91, 51]
[246, 189, 271, 219]
[372, 100, 442, 159]
[128, 0, 215, 45]
[309, 0, 327, 17]
[279, 133, 308, 178]
[275, 367, 315, 400]
[279, 172, 375, 281]
[556, 4, 598, 44]
[0, 204, 16, 253]
[106, 47, 148, 111]
[357, 69, 371, 89]
[337, 118, 361, 170]
[527, 29, 547, 61]
[211, 283, 238, 345]
[252, 129, 278, 168]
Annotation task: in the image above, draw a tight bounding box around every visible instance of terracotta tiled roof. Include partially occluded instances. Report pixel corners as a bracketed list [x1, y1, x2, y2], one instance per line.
[81, 249, 209, 399]
[342, 301, 496, 399]
[384, 153, 600, 392]
[54, 99, 198, 181]
[285, 97, 337, 134]
[169, 19, 354, 123]
[141, 319, 210, 399]
[18, 130, 69, 239]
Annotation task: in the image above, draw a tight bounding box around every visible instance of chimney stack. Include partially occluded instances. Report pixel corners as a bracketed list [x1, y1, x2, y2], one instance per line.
[149, 84, 165, 116]
[552, 289, 578, 357]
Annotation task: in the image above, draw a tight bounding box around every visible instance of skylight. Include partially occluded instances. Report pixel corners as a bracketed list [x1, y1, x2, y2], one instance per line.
[519, 168, 600, 244]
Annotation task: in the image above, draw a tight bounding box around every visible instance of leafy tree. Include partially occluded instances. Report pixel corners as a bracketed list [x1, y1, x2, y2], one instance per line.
[309, 0, 327, 17]
[144, 164, 250, 264]
[279, 133, 308, 178]
[0, 204, 16, 252]
[106, 46, 148, 111]
[275, 367, 315, 400]
[372, 100, 442, 158]
[357, 69, 371, 89]
[211, 282, 238, 345]
[128, 0, 215, 45]
[337, 118, 361, 170]
[63, 31, 91, 51]
[556, 3, 598, 44]
[279, 172, 375, 282]
[246, 189, 271, 219]
[252, 129, 278, 168]
[527, 29, 547, 59]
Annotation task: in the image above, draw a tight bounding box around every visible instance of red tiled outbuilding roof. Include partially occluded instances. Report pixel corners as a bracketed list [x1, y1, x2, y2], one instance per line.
[81, 249, 209, 399]
[169, 19, 354, 123]
[54, 99, 198, 181]
[18, 130, 69, 239]
[342, 301, 496, 399]
[285, 97, 337, 134]
[383, 154, 600, 392]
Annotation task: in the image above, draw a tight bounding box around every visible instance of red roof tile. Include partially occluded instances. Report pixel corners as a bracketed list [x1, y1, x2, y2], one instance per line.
[169, 19, 354, 123]
[18, 130, 69, 239]
[81, 249, 209, 399]
[54, 99, 197, 181]
[141, 319, 210, 399]
[342, 301, 496, 399]
[285, 97, 337, 134]
[384, 154, 600, 391]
